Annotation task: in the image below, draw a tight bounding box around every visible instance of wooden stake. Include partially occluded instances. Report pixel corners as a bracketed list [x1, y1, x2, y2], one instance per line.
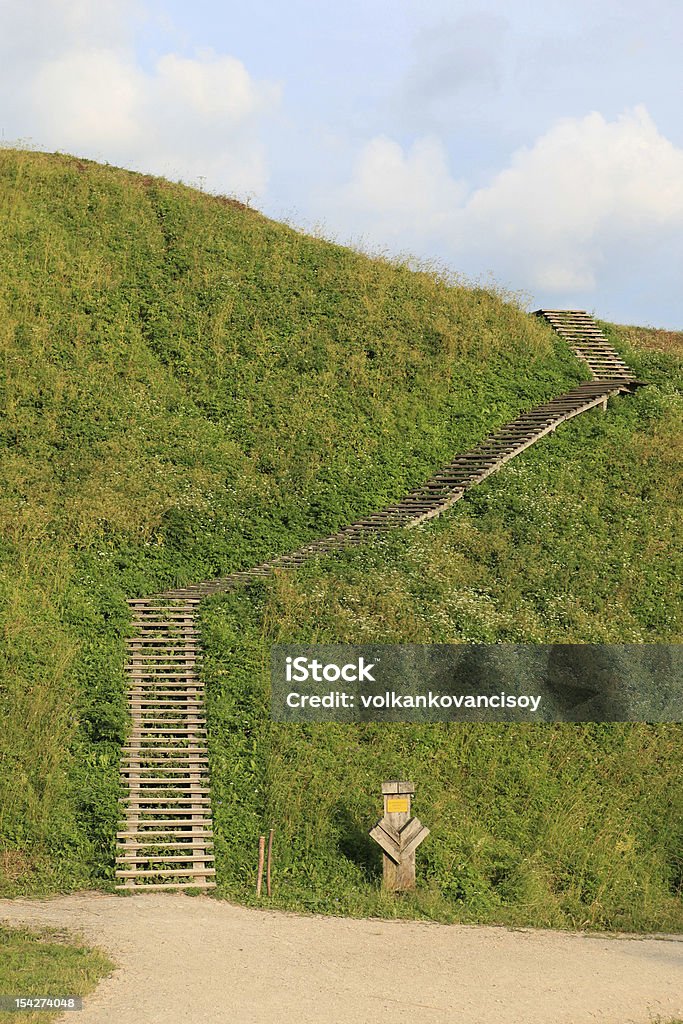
[266, 828, 274, 897]
[256, 835, 265, 896]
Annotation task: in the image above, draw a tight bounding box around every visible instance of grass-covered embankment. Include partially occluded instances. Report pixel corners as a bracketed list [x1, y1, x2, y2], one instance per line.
[0, 147, 589, 895]
[200, 329, 683, 931]
[0, 925, 113, 1023]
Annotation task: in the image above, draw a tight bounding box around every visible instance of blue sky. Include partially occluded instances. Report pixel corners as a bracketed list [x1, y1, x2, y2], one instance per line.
[2, 0, 682, 326]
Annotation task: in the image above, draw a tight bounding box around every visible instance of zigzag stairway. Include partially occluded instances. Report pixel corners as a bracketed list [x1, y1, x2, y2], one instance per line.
[115, 310, 644, 890]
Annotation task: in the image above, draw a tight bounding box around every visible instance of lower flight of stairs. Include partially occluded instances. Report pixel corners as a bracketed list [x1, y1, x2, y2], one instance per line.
[115, 599, 215, 891]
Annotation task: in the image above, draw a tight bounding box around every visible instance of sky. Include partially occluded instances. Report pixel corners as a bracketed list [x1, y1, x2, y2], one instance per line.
[1, 0, 682, 327]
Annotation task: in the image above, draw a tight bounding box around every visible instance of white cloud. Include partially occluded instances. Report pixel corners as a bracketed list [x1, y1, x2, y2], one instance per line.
[331, 106, 683, 295]
[463, 105, 683, 289]
[1, 1, 280, 198]
[32, 49, 142, 149]
[339, 136, 466, 238]
[153, 52, 272, 122]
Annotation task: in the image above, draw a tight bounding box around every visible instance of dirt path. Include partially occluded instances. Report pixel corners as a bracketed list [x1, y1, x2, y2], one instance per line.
[1, 893, 681, 1024]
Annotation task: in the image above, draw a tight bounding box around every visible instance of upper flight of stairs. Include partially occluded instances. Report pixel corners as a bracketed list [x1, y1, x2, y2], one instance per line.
[534, 309, 636, 381]
[115, 311, 645, 891]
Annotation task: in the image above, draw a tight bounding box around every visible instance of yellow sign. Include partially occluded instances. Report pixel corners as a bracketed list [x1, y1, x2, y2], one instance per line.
[387, 797, 409, 813]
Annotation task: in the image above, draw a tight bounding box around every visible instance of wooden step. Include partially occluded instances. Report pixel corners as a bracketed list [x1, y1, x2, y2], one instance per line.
[129, 720, 206, 727]
[128, 676, 202, 682]
[127, 658, 200, 663]
[127, 737, 207, 744]
[129, 612, 198, 617]
[123, 784, 211, 793]
[127, 684, 202, 692]
[122, 774, 208, 782]
[127, 713, 205, 720]
[122, 813, 211, 820]
[115, 880, 215, 891]
[122, 802, 211, 811]
[128, 696, 203, 702]
[122, 785, 211, 793]
[117, 851, 215, 863]
[124, 781, 209, 790]
[124, 770, 209, 777]
[128, 714, 205, 721]
[123, 804, 211, 811]
[122, 750, 209, 759]
[127, 737, 208, 745]
[133, 621, 198, 627]
[127, 663, 199, 669]
[132, 634, 200, 641]
[127, 683, 202, 689]
[123, 795, 211, 803]
[132, 618, 197, 624]
[124, 791, 210, 800]
[128, 599, 197, 605]
[127, 730, 207, 738]
[123, 809, 212, 817]
[122, 797, 211, 806]
[117, 838, 212, 847]
[127, 631, 198, 637]
[126, 655, 200, 661]
[122, 763, 208, 772]
[128, 705, 204, 713]
[118, 830, 214, 839]
[117, 830, 214, 840]
[128, 678, 202, 684]
[127, 696, 202, 704]
[127, 640, 199, 647]
[126, 669, 200, 675]
[129, 702, 204, 708]
[117, 847, 213, 856]
[119, 815, 210, 823]
[128, 692, 204, 697]
[122, 822, 212, 830]
[122, 757, 209, 765]
[115, 866, 216, 878]
[128, 726, 207, 732]
[122, 745, 207, 753]
[121, 753, 209, 761]
[129, 716, 205, 724]
[126, 630, 198, 638]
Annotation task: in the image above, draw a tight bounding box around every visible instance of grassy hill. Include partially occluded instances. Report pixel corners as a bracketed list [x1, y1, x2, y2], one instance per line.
[0, 149, 680, 926]
[200, 325, 682, 931]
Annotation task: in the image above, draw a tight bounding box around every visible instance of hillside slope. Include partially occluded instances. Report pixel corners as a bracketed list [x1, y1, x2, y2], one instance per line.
[0, 149, 678, 912]
[199, 325, 682, 931]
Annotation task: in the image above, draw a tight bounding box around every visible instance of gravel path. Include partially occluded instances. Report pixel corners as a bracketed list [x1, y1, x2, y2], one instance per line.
[1, 892, 681, 1024]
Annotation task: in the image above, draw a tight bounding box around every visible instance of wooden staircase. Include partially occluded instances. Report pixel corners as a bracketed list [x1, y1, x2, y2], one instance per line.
[116, 600, 215, 890]
[534, 309, 636, 381]
[115, 311, 645, 890]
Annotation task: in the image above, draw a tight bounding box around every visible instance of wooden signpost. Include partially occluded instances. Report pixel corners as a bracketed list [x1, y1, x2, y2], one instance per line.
[369, 781, 429, 891]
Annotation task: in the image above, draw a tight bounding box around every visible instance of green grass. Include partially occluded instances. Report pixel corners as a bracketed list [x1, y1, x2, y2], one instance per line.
[0, 147, 588, 894]
[0, 925, 114, 1023]
[0, 148, 680, 932]
[200, 330, 683, 932]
